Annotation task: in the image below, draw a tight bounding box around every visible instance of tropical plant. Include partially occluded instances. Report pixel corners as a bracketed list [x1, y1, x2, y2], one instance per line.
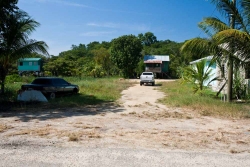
[180, 0, 250, 101]
[0, 10, 48, 94]
[182, 59, 219, 94]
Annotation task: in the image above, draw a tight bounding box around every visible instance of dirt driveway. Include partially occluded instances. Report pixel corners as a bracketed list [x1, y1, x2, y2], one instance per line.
[0, 80, 250, 166]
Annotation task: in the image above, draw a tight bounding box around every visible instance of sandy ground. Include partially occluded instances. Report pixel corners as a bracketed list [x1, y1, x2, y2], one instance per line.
[0, 79, 250, 166]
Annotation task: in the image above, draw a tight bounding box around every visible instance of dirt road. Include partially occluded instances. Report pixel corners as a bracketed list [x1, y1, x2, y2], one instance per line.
[0, 80, 250, 166]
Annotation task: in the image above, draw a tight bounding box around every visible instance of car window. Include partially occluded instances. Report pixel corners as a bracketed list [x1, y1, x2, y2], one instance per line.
[32, 79, 52, 85]
[53, 78, 68, 85]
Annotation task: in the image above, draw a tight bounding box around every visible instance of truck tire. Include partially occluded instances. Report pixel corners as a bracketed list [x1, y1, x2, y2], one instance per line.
[152, 82, 155, 86]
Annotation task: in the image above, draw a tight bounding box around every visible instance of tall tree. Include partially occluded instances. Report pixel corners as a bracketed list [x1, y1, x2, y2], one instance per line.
[0, 9, 48, 94]
[181, 0, 250, 102]
[92, 47, 112, 76]
[138, 32, 157, 46]
[110, 35, 143, 78]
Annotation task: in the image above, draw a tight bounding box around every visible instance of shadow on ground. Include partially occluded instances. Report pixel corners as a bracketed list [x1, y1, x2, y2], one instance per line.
[0, 94, 124, 122]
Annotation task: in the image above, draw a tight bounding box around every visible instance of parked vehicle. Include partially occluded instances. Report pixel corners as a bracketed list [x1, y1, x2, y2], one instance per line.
[140, 72, 155, 86]
[21, 77, 79, 99]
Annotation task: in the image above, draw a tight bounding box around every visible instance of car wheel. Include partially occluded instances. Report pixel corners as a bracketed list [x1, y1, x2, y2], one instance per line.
[49, 92, 56, 99]
[73, 88, 78, 94]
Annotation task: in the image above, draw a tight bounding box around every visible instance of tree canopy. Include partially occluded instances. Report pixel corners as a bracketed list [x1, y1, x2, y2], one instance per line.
[110, 35, 143, 78]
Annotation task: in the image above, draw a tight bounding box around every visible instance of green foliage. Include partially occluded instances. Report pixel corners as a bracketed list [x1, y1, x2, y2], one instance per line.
[135, 59, 145, 77]
[182, 59, 219, 94]
[233, 70, 247, 99]
[138, 32, 157, 46]
[0, 8, 48, 94]
[159, 80, 250, 119]
[110, 35, 143, 78]
[92, 47, 113, 76]
[5, 74, 22, 84]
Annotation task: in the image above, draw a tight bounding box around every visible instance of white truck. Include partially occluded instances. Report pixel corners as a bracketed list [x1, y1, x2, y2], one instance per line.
[140, 72, 155, 86]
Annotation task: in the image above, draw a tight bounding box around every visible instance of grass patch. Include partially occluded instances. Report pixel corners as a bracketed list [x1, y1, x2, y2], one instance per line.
[1, 76, 134, 109]
[49, 77, 133, 107]
[158, 80, 250, 119]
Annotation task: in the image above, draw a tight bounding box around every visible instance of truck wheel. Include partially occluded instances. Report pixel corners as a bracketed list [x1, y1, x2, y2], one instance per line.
[152, 82, 155, 86]
[49, 92, 56, 99]
[140, 82, 143, 86]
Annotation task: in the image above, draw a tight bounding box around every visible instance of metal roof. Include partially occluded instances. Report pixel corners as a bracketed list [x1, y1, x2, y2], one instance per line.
[144, 55, 170, 63]
[19, 58, 42, 61]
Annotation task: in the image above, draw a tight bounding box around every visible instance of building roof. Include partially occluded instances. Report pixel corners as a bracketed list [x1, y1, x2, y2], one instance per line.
[189, 56, 213, 64]
[144, 55, 169, 64]
[19, 58, 42, 62]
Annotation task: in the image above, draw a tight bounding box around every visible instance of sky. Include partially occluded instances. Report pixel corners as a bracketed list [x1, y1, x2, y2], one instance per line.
[18, 0, 223, 56]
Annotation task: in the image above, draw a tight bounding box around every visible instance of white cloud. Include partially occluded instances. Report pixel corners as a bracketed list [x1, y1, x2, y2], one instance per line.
[34, 0, 92, 8]
[87, 22, 150, 32]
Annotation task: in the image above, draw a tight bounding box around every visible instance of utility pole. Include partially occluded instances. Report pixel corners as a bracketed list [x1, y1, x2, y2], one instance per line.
[227, 0, 236, 102]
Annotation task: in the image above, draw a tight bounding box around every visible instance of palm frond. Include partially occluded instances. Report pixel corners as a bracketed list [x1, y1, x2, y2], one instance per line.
[211, 0, 248, 32]
[198, 17, 229, 36]
[214, 29, 250, 61]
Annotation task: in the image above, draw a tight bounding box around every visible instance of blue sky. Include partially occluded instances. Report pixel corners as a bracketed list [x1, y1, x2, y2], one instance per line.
[18, 0, 222, 56]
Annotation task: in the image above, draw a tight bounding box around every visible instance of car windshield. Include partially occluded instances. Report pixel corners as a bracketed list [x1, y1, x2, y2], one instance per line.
[32, 78, 52, 85]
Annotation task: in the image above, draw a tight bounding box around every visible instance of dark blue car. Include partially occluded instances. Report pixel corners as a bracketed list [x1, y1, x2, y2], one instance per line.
[21, 77, 79, 99]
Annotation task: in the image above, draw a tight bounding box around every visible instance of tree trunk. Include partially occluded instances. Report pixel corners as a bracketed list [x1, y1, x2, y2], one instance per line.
[0, 64, 7, 95]
[227, 0, 236, 102]
[227, 58, 233, 102]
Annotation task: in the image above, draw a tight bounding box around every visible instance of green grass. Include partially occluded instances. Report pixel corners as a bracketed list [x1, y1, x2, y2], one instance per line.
[1, 76, 134, 108]
[158, 80, 250, 119]
[49, 77, 133, 107]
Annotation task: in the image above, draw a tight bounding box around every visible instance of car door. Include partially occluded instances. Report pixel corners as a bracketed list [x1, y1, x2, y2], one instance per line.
[52, 78, 64, 93]
[58, 78, 73, 93]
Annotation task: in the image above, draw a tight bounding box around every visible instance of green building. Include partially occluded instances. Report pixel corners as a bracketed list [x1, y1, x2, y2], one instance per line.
[18, 58, 43, 75]
[144, 55, 170, 78]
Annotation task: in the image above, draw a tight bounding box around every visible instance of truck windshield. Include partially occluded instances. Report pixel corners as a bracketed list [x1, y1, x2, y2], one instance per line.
[143, 73, 153, 75]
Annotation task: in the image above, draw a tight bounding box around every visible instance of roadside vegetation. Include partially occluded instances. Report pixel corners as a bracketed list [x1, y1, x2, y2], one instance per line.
[2, 75, 250, 119]
[158, 80, 250, 119]
[0, 76, 134, 109]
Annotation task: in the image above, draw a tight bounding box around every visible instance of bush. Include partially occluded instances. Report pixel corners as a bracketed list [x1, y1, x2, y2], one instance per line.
[5, 74, 22, 84]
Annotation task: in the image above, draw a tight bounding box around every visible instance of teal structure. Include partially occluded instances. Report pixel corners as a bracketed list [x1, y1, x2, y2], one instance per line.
[144, 55, 170, 78]
[18, 58, 43, 74]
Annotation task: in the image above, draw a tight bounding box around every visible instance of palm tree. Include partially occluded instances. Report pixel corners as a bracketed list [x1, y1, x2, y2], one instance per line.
[0, 10, 48, 94]
[183, 59, 219, 94]
[181, 0, 250, 102]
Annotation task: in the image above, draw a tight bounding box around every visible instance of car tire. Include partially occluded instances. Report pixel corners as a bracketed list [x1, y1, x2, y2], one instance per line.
[73, 88, 78, 94]
[49, 92, 56, 99]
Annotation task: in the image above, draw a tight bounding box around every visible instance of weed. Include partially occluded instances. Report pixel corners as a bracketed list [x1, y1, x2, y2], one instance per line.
[68, 133, 79, 141]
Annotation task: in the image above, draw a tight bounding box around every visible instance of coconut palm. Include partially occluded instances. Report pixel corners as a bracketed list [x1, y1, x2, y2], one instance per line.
[181, 0, 250, 101]
[183, 59, 219, 94]
[0, 10, 48, 94]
